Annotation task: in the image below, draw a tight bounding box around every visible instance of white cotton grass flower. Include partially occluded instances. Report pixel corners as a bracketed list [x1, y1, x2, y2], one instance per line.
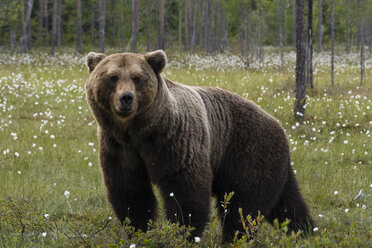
[313, 227, 319, 232]
[44, 214, 50, 219]
[42, 232, 47, 237]
[318, 214, 324, 218]
[169, 192, 174, 197]
[129, 244, 136, 248]
[345, 208, 349, 213]
[64, 191, 70, 199]
[194, 237, 201, 243]
[333, 191, 338, 195]
[362, 205, 367, 210]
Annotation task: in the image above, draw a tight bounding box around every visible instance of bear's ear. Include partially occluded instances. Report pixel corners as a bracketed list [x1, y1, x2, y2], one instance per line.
[86, 52, 107, 72]
[144, 50, 167, 75]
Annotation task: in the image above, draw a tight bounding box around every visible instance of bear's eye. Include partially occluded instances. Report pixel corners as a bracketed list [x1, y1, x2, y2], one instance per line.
[132, 77, 140, 84]
[110, 76, 119, 83]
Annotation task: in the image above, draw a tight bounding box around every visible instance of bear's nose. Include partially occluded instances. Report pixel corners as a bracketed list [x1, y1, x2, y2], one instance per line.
[120, 93, 134, 106]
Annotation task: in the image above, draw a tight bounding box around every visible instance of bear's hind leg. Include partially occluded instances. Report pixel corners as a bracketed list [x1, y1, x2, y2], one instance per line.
[266, 169, 314, 234]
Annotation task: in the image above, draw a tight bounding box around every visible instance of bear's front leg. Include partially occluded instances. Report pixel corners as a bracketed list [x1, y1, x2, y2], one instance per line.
[158, 168, 212, 239]
[99, 132, 157, 231]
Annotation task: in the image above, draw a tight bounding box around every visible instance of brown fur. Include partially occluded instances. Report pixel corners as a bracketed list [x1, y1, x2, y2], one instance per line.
[85, 50, 314, 242]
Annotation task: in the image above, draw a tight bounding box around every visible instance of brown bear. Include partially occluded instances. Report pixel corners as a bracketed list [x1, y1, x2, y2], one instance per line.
[85, 50, 314, 242]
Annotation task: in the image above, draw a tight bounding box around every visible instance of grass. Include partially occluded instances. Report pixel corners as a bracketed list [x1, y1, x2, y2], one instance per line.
[0, 49, 371, 247]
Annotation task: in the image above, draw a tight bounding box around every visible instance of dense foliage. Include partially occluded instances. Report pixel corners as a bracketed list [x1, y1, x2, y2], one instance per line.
[1, 0, 372, 53]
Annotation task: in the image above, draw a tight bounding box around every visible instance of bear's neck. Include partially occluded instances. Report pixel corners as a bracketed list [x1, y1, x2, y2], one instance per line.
[128, 75, 178, 137]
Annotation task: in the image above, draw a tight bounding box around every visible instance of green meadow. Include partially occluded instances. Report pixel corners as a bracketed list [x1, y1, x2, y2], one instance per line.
[0, 50, 371, 247]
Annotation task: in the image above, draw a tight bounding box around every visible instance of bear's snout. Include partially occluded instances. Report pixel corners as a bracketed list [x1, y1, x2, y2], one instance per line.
[120, 93, 134, 108]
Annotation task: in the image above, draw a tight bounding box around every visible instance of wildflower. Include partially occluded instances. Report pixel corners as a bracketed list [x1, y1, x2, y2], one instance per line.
[50, 135, 55, 139]
[313, 227, 319, 232]
[129, 244, 136, 248]
[318, 214, 324, 218]
[14, 152, 19, 157]
[169, 192, 174, 197]
[334, 191, 338, 195]
[362, 205, 366, 210]
[88, 162, 93, 167]
[344, 208, 349, 213]
[42, 232, 47, 237]
[194, 237, 201, 243]
[64, 191, 70, 199]
[44, 214, 50, 219]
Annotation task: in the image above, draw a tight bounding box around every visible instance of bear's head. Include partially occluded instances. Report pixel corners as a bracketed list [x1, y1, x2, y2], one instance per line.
[85, 50, 166, 122]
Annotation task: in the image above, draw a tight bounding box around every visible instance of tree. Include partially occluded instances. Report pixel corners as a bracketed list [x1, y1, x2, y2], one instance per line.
[51, 0, 57, 56]
[178, 0, 182, 52]
[278, 0, 285, 68]
[318, 0, 323, 52]
[44, 0, 49, 46]
[57, 0, 62, 47]
[159, 0, 165, 50]
[120, 0, 126, 51]
[294, 0, 306, 122]
[307, 0, 313, 88]
[76, 0, 82, 53]
[359, 0, 365, 86]
[98, 0, 105, 53]
[203, 0, 212, 54]
[20, 0, 34, 53]
[330, 0, 335, 86]
[345, 0, 350, 54]
[292, 0, 296, 47]
[131, 0, 139, 52]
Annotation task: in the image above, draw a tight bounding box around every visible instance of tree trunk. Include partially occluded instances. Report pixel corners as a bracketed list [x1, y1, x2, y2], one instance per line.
[318, 0, 323, 52]
[178, 0, 182, 52]
[38, 0, 44, 37]
[26, 0, 33, 50]
[91, 2, 95, 46]
[20, 0, 26, 53]
[120, 0, 126, 51]
[76, 0, 82, 53]
[51, 0, 57, 56]
[190, 0, 198, 52]
[359, 0, 365, 86]
[307, 0, 313, 88]
[20, 0, 34, 53]
[159, 0, 165, 50]
[345, 0, 350, 54]
[294, 0, 306, 122]
[220, 2, 227, 52]
[131, 0, 139, 52]
[146, 0, 151, 51]
[184, 0, 190, 51]
[57, 0, 62, 48]
[212, 3, 218, 53]
[98, 0, 105, 53]
[292, 0, 296, 47]
[203, 0, 212, 54]
[330, 0, 335, 86]
[279, 0, 284, 68]
[356, 0, 360, 49]
[44, 0, 49, 46]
